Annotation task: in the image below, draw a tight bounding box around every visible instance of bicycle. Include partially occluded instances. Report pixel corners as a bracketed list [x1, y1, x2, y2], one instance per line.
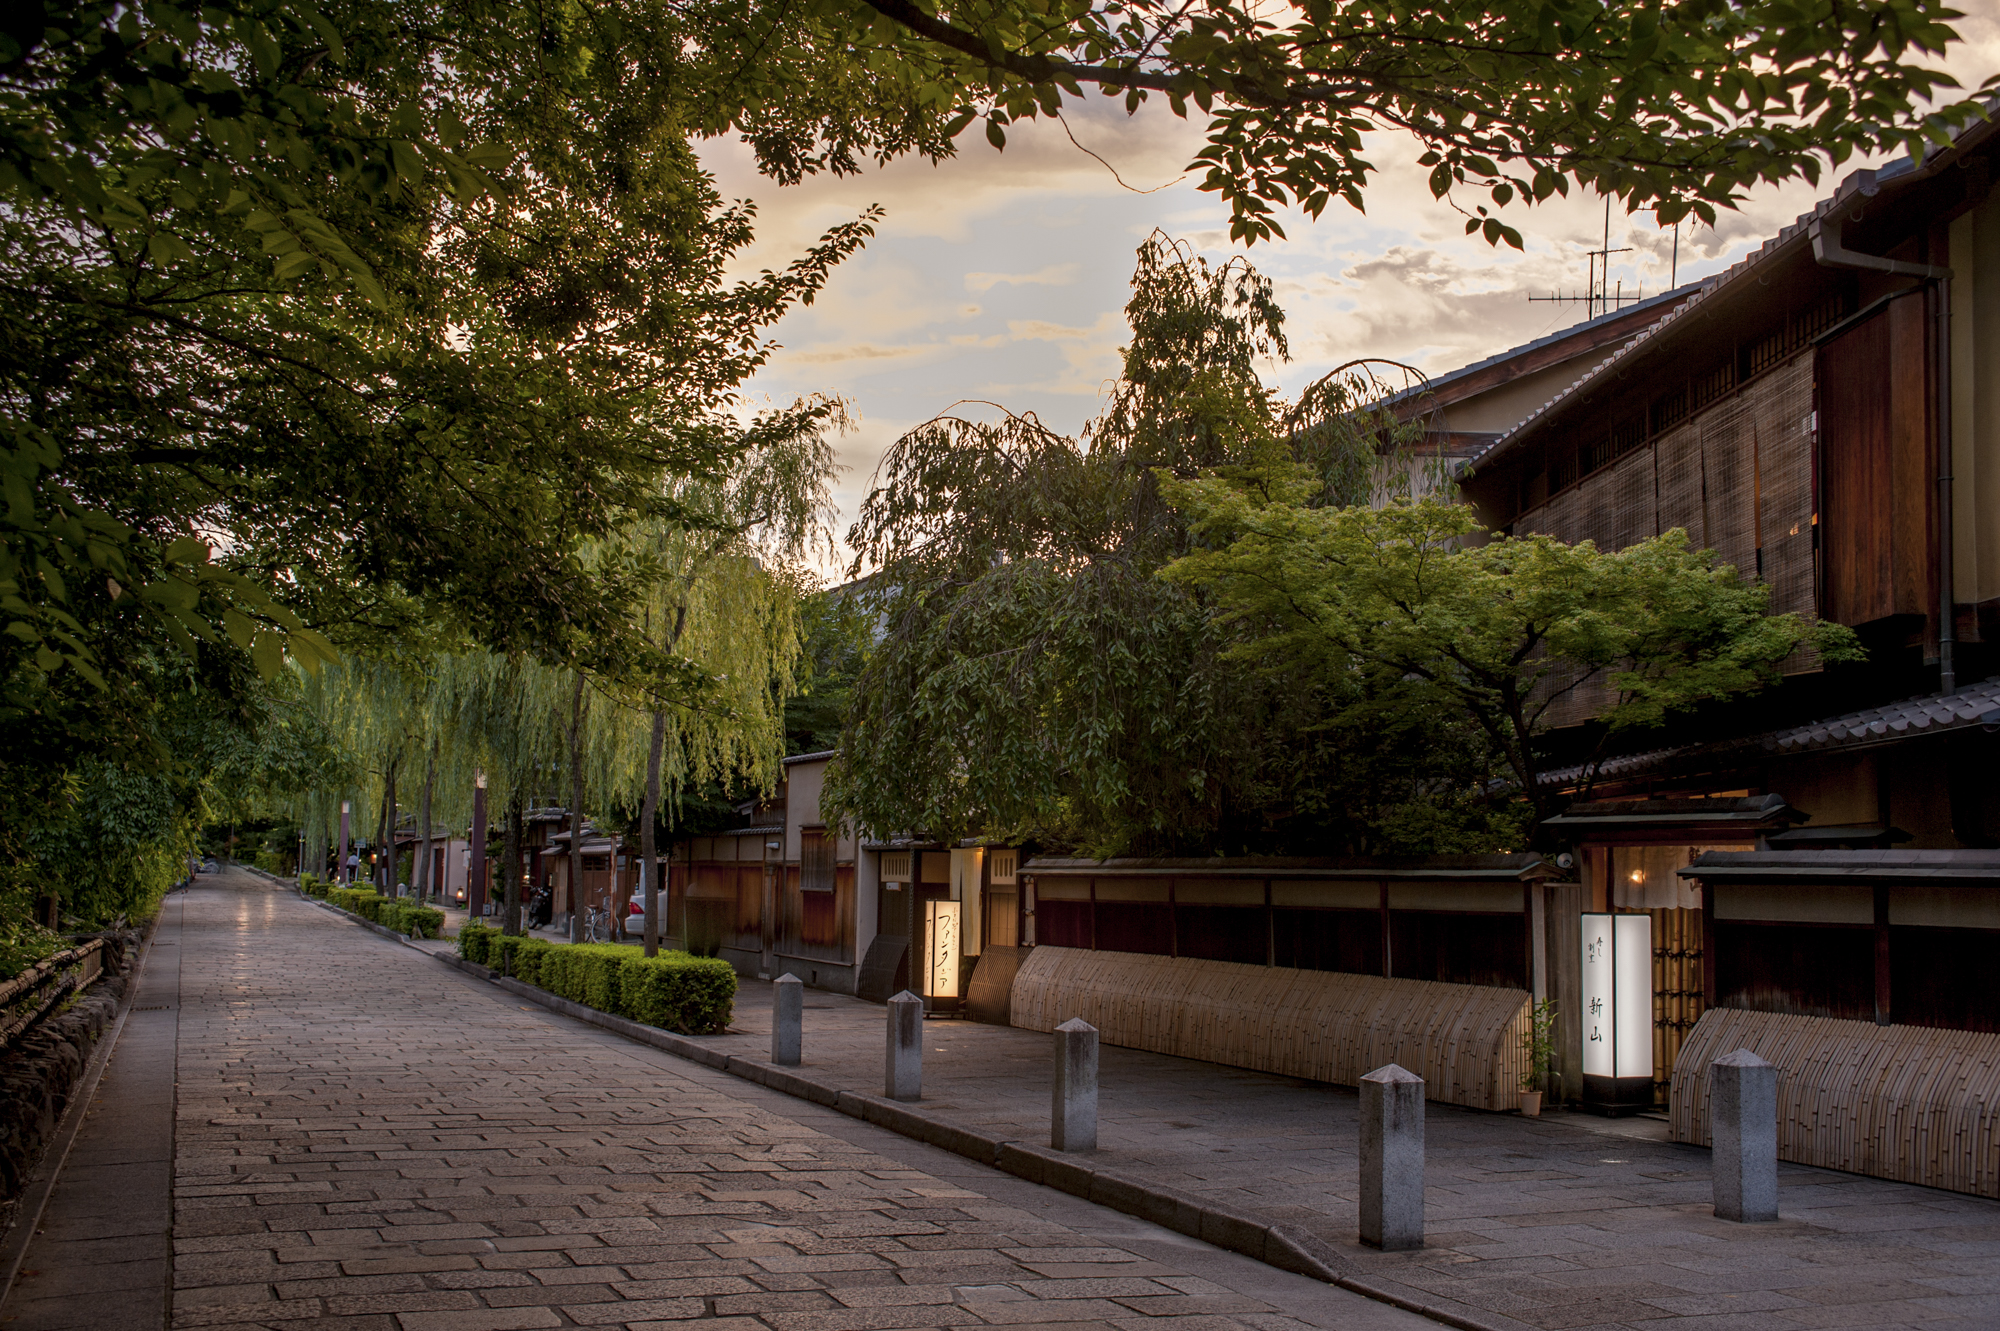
[584, 904, 608, 943]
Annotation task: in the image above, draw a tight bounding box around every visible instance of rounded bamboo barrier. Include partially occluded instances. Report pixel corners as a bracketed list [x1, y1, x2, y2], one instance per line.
[1670, 1007, 2000, 1198]
[1009, 946, 1531, 1110]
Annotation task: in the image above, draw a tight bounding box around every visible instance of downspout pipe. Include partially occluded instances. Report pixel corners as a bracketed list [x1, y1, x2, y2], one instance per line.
[1808, 219, 1956, 695]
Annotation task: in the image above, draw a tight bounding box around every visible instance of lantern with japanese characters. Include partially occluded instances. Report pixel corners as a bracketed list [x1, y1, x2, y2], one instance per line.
[1579, 911, 1653, 1111]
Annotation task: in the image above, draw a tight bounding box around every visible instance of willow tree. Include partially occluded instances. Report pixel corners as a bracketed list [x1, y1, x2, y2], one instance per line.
[830, 234, 1520, 856]
[300, 654, 440, 889]
[624, 400, 841, 955]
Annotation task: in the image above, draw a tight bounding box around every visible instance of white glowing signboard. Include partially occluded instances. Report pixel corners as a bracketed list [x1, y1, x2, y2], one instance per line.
[925, 899, 962, 1000]
[1580, 912, 1653, 1081]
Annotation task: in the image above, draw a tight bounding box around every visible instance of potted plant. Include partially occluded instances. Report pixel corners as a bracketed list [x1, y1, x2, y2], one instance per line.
[1520, 999, 1557, 1116]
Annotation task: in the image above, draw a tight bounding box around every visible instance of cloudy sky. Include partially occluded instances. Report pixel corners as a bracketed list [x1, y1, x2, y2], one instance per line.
[705, 20, 2000, 576]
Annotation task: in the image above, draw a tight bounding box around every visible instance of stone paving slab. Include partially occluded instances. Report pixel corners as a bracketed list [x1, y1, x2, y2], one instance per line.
[413, 931, 2000, 1329]
[27, 869, 1433, 1331]
[2, 891, 185, 1331]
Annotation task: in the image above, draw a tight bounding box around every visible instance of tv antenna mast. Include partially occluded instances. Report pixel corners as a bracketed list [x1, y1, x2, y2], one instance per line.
[1529, 197, 1645, 320]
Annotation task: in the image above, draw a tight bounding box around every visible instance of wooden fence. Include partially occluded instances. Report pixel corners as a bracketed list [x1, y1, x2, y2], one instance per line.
[0, 939, 107, 1053]
[1009, 945, 1531, 1110]
[1670, 1007, 2000, 1198]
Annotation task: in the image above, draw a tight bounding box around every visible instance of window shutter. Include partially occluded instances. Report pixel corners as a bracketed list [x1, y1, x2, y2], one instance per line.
[801, 830, 835, 892]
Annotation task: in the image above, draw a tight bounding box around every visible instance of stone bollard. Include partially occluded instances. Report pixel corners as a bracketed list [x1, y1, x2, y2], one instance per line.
[1710, 1048, 1779, 1222]
[1359, 1063, 1425, 1251]
[1051, 1018, 1099, 1152]
[886, 990, 923, 1101]
[772, 973, 803, 1067]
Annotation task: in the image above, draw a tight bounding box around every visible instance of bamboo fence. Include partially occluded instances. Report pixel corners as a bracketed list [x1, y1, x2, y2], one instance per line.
[1670, 1007, 2000, 1198]
[1010, 946, 1531, 1110]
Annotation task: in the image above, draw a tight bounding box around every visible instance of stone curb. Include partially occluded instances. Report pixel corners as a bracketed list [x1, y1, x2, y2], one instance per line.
[424, 949, 1525, 1331]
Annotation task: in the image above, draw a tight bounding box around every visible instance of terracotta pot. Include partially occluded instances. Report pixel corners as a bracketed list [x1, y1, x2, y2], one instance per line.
[1518, 1090, 1542, 1117]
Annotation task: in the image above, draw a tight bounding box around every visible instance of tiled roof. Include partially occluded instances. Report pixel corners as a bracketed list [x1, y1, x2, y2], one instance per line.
[1545, 677, 2000, 789]
[1382, 285, 1696, 409]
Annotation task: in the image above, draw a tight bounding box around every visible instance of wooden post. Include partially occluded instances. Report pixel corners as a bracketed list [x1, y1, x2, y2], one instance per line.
[468, 778, 488, 917]
[1379, 880, 1392, 978]
[1873, 884, 1892, 1027]
[1701, 882, 1718, 1008]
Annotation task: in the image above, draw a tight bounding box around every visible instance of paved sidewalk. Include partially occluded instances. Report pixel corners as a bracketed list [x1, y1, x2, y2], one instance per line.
[431, 936, 2000, 1330]
[22, 868, 1433, 1331]
[3, 892, 185, 1330]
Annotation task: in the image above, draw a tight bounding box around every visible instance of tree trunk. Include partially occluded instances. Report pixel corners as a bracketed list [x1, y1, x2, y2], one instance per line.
[501, 790, 525, 936]
[642, 709, 665, 958]
[567, 671, 588, 945]
[415, 753, 436, 903]
[376, 759, 398, 895]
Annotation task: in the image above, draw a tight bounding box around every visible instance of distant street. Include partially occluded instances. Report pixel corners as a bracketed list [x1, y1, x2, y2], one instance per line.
[1, 868, 1424, 1331]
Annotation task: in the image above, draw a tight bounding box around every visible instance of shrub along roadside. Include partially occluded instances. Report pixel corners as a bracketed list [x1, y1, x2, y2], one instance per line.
[314, 884, 444, 938]
[457, 921, 735, 1035]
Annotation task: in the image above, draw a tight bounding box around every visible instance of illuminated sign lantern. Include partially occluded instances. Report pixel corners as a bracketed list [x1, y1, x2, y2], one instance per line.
[925, 899, 962, 1004]
[1579, 911, 1654, 1112]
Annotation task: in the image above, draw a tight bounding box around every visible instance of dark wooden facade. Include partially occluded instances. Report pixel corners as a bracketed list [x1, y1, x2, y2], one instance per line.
[1022, 856, 1552, 993]
[1688, 851, 2000, 1034]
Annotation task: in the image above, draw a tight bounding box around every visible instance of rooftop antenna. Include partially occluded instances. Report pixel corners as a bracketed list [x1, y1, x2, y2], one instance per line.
[1530, 196, 1637, 319]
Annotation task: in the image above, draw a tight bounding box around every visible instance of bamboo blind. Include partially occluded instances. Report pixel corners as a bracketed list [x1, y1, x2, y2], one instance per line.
[1514, 350, 1821, 730]
[1654, 418, 1706, 546]
[1010, 945, 1532, 1110]
[1670, 1007, 2000, 1199]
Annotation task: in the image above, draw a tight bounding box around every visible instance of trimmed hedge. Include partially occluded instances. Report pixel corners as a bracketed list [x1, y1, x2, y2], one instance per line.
[319, 886, 443, 938]
[456, 923, 734, 1034]
[380, 900, 445, 938]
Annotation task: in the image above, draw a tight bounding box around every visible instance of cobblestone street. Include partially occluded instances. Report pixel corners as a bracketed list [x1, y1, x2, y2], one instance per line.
[0, 870, 1425, 1331]
[9, 869, 2000, 1331]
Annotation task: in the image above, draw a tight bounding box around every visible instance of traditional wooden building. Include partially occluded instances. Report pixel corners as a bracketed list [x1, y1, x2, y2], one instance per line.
[661, 119, 2000, 1198]
[666, 752, 869, 990]
[1450, 114, 2000, 1191]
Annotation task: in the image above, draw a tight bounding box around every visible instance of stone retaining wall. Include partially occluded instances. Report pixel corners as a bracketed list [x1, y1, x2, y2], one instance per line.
[0, 931, 138, 1201]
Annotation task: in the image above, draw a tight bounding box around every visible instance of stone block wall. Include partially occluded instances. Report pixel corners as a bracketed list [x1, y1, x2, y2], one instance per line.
[0, 932, 138, 1202]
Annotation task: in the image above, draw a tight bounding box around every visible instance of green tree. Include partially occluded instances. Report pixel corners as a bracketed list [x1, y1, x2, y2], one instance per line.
[831, 235, 1470, 854]
[784, 586, 877, 757]
[709, 0, 1994, 244]
[1159, 488, 1863, 830]
[1, 1, 874, 709]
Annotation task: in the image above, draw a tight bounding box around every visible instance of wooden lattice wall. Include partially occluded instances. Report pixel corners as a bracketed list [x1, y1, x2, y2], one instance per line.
[1670, 1007, 2000, 1199]
[1009, 945, 1532, 1111]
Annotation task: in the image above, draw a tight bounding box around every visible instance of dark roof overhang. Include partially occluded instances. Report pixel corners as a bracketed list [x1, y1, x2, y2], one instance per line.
[1022, 853, 1550, 881]
[1680, 849, 2000, 884]
[1542, 794, 1803, 836]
